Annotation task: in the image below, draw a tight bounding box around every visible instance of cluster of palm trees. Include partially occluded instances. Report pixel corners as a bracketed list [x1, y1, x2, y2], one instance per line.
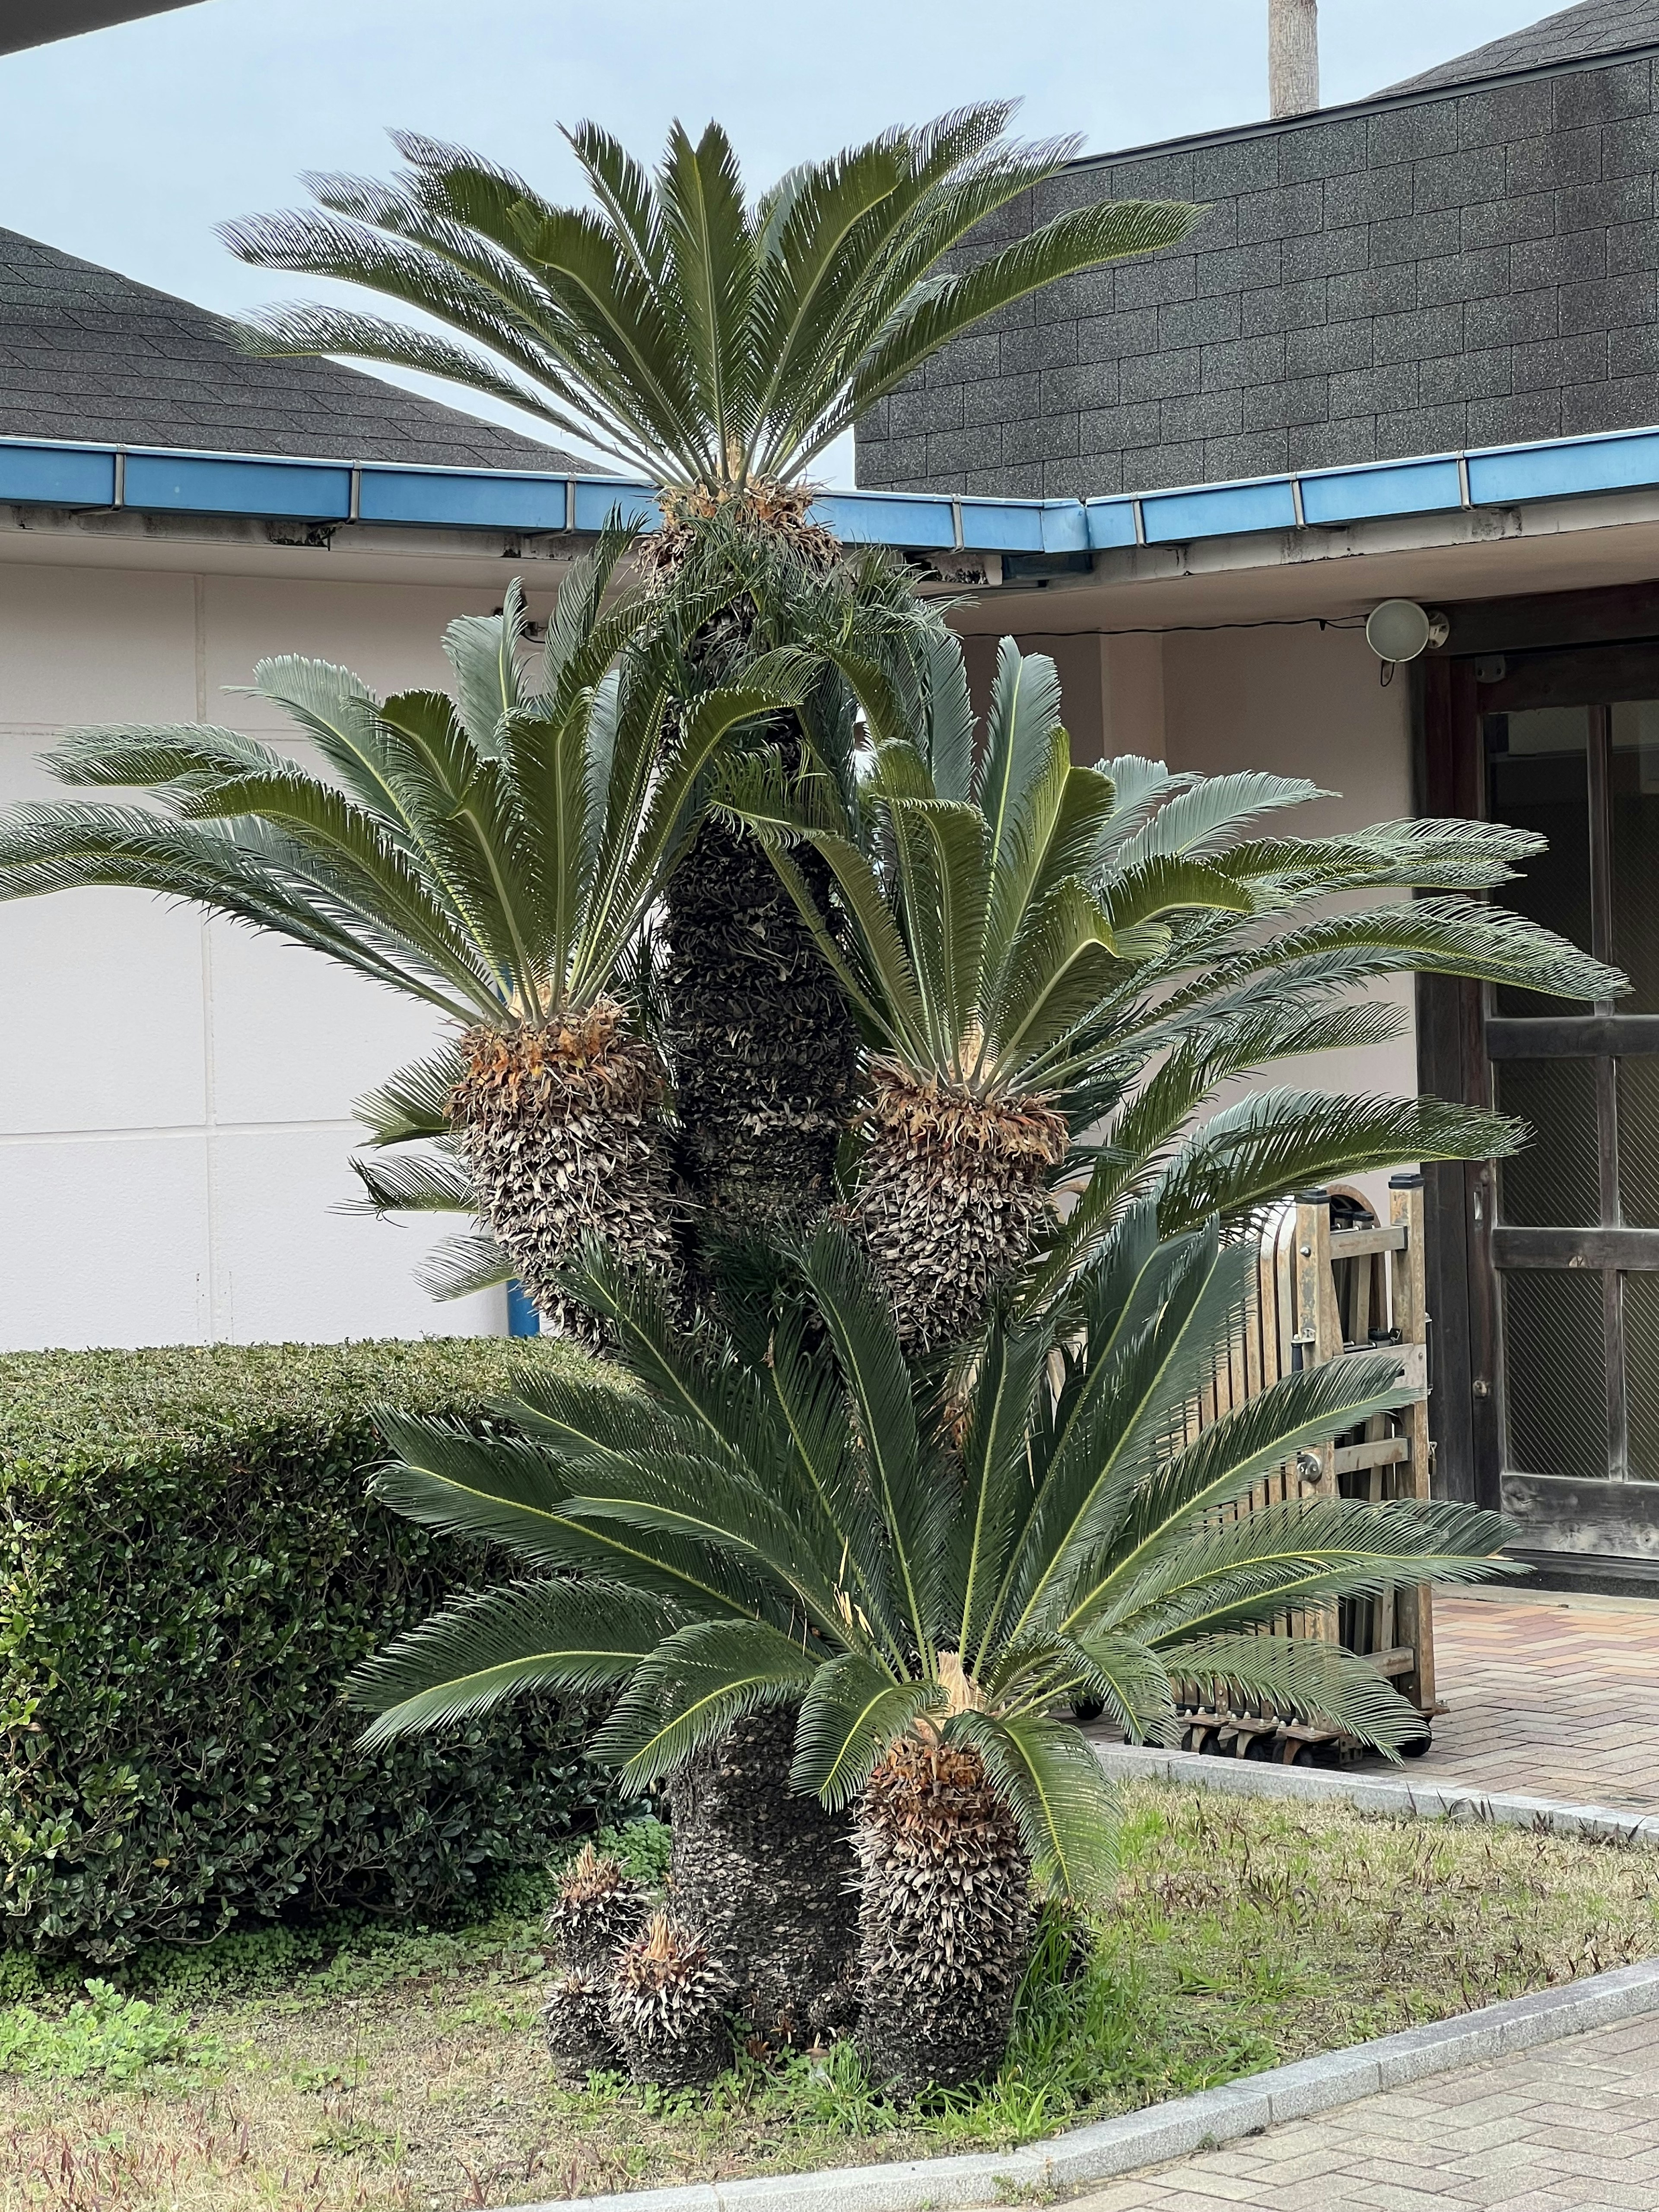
[0, 109, 1623, 2091]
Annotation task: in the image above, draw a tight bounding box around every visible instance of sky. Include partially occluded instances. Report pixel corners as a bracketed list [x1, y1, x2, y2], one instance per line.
[0, 0, 1585, 480]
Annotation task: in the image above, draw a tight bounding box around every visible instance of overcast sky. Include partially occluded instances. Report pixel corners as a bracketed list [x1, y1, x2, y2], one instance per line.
[0, 0, 1578, 479]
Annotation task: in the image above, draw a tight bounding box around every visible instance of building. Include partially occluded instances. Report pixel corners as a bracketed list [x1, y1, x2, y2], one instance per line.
[7, 0, 1659, 1590]
[853, 0, 1659, 1588]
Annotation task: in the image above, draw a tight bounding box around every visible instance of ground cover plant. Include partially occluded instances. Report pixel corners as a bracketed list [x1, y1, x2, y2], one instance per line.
[2, 1787, 1657, 2212]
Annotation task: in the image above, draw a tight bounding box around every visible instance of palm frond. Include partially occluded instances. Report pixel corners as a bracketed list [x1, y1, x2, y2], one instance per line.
[349, 1577, 675, 1744]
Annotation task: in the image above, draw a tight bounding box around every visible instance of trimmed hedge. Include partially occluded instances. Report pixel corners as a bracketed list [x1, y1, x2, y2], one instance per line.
[0, 1336, 608, 1961]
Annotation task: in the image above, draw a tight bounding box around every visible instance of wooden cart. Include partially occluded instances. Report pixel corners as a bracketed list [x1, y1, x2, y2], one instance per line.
[1170, 1173, 1440, 1766]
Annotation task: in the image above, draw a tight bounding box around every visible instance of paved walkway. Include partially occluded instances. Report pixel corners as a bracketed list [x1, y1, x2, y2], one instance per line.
[1066, 2011, 1659, 2211]
[1388, 1590, 1659, 1815]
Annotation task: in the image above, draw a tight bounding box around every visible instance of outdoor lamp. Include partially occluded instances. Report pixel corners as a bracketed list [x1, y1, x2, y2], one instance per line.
[1365, 599, 1450, 664]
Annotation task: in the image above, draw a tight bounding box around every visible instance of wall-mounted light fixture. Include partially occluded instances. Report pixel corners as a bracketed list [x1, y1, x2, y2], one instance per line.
[1364, 599, 1450, 667]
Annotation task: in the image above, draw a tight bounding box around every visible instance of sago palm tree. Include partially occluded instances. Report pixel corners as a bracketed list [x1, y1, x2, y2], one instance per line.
[0, 533, 809, 1332]
[217, 105, 1201, 1243]
[347, 1216, 1514, 2091]
[718, 630, 1624, 1349]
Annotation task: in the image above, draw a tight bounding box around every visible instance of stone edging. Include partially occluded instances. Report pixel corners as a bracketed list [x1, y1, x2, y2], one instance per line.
[516, 1955, 1659, 2212]
[1089, 1738, 1659, 1845]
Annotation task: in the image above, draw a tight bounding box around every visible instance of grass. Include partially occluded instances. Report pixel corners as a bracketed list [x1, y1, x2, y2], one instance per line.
[4, 1784, 1658, 2209]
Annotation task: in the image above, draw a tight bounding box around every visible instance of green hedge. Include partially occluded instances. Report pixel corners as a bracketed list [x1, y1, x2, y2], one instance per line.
[0, 1336, 607, 1962]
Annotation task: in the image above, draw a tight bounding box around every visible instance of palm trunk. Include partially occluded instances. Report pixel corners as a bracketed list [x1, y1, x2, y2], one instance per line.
[448, 1000, 677, 1339]
[854, 1735, 1033, 2095]
[665, 819, 858, 1242]
[666, 1705, 858, 2049]
[849, 1063, 1069, 1354]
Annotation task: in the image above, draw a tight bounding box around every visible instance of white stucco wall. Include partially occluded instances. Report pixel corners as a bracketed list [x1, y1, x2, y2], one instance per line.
[0, 559, 510, 1350]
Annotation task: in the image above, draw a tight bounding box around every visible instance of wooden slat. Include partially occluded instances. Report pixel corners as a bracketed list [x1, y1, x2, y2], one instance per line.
[1334, 1437, 1410, 1475]
[1329, 1226, 1409, 1257]
[1486, 1014, 1659, 1060]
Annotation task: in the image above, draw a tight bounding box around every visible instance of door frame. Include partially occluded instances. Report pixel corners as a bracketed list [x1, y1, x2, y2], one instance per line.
[1417, 582, 1659, 1572]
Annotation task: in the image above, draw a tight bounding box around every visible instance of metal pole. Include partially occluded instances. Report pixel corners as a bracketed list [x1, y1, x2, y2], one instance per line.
[1268, 0, 1320, 118]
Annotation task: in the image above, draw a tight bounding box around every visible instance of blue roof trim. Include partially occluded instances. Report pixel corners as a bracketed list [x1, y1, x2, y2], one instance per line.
[1085, 499, 1138, 550]
[1467, 428, 1659, 505]
[360, 467, 570, 531]
[0, 443, 114, 506]
[1142, 478, 1298, 542]
[124, 452, 351, 521]
[1300, 456, 1464, 526]
[5, 422, 1659, 560]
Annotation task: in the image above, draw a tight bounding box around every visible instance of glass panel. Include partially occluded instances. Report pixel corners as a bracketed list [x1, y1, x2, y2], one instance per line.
[1486, 706, 1593, 1017]
[1611, 702, 1659, 1013]
[1618, 1058, 1659, 1226]
[1624, 1274, 1659, 1480]
[1502, 1269, 1605, 1480]
[1494, 1059, 1600, 1226]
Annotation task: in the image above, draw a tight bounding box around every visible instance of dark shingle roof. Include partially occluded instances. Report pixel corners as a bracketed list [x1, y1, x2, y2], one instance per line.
[1379, 0, 1659, 95]
[0, 227, 582, 470]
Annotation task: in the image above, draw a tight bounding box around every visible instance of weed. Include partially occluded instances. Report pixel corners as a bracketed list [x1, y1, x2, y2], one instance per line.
[0, 1982, 220, 2084]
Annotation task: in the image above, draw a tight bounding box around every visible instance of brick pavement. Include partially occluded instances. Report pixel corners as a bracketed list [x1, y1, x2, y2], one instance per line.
[1389, 1591, 1659, 1815]
[1064, 2011, 1659, 2212]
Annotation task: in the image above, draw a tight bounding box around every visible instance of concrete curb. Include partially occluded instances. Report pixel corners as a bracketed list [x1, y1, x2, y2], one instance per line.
[515, 1955, 1659, 2212]
[1089, 1738, 1659, 1845]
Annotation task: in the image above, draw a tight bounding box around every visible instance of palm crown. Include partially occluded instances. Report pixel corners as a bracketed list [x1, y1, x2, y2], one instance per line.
[352, 1216, 1513, 1901]
[220, 105, 1198, 488]
[0, 533, 800, 1035]
[719, 628, 1624, 1340]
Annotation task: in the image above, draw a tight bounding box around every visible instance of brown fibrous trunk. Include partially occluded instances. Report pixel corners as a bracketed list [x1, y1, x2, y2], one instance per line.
[848, 1062, 1069, 1354]
[854, 1733, 1033, 2096]
[448, 998, 677, 1339]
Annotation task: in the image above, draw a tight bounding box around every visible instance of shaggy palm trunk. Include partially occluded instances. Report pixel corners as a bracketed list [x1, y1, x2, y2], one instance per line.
[855, 1735, 1033, 2095]
[448, 999, 677, 1339]
[850, 1063, 1070, 1354]
[609, 1913, 733, 2090]
[665, 820, 858, 1240]
[666, 1705, 858, 2048]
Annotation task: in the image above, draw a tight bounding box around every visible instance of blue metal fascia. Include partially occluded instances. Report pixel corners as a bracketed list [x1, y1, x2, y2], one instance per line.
[1084, 499, 1139, 550]
[0, 442, 117, 506]
[810, 490, 956, 548]
[1038, 501, 1091, 555]
[123, 452, 352, 520]
[359, 467, 571, 531]
[1300, 456, 1464, 527]
[572, 477, 658, 532]
[1466, 428, 1659, 506]
[1142, 477, 1299, 542]
[10, 420, 1659, 560]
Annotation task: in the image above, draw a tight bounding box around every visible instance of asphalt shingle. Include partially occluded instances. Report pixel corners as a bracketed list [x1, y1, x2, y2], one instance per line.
[0, 226, 583, 470]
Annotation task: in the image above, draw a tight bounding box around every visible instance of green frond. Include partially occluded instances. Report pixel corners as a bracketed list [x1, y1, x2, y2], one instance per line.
[349, 1577, 675, 1745]
[414, 1234, 515, 1303]
[1161, 1633, 1429, 1759]
[593, 1618, 820, 1790]
[950, 1710, 1120, 1902]
[789, 1652, 933, 1811]
[345, 1147, 474, 1217]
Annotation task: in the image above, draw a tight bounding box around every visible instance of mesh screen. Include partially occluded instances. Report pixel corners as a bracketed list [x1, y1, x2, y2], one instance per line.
[1611, 703, 1659, 1014]
[1495, 1059, 1600, 1227]
[1618, 1058, 1659, 1227]
[1487, 708, 1593, 1019]
[1625, 1273, 1659, 1481]
[1502, 1269, 1605, 1481]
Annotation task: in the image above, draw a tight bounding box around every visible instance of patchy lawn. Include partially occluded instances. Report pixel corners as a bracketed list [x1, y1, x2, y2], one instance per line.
[5, 1782, 1659, 2211]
